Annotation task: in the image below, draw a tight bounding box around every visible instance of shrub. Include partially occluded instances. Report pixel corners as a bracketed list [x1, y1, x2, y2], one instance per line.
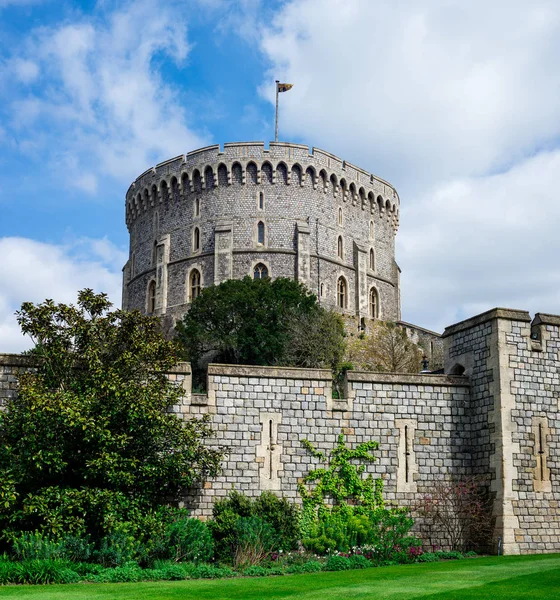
[233, 517, 277, 568]
[15, 559, 78, 585]
[286, 560, 324, 574]
[165, 515, 214, 563]
[89, 563, 142, 584]
[324, 555, 352, 571]
[349, 554, 371, 569]
[209, 490, 299, 562]
[60, 534, 93, 562]
[11, 532, 63, 560]
[253, 491, 300, 551]
[190, 564, 235, 579]
[241, 565, 269, 577]
[94, 532, 140, 567]
[414, 477, 492, 552]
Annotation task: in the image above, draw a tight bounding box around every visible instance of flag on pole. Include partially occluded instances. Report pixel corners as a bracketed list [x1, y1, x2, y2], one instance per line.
[277, 82, 294, 93]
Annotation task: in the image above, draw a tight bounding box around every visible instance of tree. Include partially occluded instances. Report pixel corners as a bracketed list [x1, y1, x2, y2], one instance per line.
[175, 277, 345, 380]
[0, 289, 223, 542]
[346, 321, 422, 373]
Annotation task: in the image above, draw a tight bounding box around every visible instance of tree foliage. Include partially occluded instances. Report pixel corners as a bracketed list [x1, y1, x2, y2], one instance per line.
[346, 321, 422, 373]
[175, 277, 345, 378]
[0, 289, 223, 543]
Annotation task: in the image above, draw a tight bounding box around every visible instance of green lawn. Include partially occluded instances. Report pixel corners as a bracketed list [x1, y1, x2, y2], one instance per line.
[1, 555, 559, 600]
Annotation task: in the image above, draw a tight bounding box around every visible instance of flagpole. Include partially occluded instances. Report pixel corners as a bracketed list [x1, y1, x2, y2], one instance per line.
[275, 80, 279, 142]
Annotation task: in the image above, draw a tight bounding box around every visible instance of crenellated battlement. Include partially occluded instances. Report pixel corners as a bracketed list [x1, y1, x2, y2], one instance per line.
[125, 142, 400, 231]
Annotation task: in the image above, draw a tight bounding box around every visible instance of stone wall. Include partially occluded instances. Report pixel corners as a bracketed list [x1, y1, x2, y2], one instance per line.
[1, 304, 559, 554]
[443, 308, 560, 554]
[182, 364, 470, 551]
[0, 354, 37, 409]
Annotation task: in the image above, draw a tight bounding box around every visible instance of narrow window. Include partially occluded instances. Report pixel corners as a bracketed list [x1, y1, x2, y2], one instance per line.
[337, 277, 346, 309]
[257, 221, 265, 245]
[404, 425, 410, 483]
[338, 207, 343, 226]
[320, 283, 324, 297]
[253, 263, 269, 280]
[193, 227, 200, 251]
[268, 419, 274, 480]
[396, 419, 417, 492]
[533, 417, 551, 492]
[190, 269, 201, 301]
[370, 220, 374, 239]
[369, 248, 375, 270]
[259, 191, 264, 210]
[153, 240, 158, 266]
[194, 197, 200, 217]
[337, 236, 343, 260]
[148, 280, 156, 314]
[369, 288, 378, 319]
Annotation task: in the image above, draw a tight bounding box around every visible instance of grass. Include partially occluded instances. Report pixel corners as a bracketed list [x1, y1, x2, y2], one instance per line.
[0, 554, 559, 600]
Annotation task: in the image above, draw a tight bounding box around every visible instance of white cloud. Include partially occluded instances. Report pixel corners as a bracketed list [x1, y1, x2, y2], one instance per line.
[257, 0, 560, 330]
[0, 237, 124, 353]
[11, 58, 39, 83]
[4, 0, 205, 192]
[399, 149, 560, 332]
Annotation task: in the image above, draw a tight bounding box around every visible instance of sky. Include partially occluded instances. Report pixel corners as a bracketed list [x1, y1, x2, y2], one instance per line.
[1, 0, 560, 351]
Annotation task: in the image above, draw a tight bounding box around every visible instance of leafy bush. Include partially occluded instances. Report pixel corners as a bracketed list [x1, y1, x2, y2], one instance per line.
[89, 563, 142, 583]
[324, 555, 352, 571]
[233, 517, 277, 568]
[11, 532, 63, 560]
[253, 492, 300, 551]
[209, 490, 299, 562]
[349, 554, 371, 569]
[285, 560, 324, 574]
[94, 532, 141, 568]
[165, 514, 214, 563]
[189, 564, 236, 579]
[60, 535, 93, 562]
[417, 552, 440, 563]
[0, 290, 222, 547]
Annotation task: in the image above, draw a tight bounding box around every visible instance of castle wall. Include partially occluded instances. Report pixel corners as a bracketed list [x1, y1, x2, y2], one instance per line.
[123, 142, 401, 326]
[1, 304, 559, 554]
[182, 364, 471, 551]
[443, 309, 560, 554]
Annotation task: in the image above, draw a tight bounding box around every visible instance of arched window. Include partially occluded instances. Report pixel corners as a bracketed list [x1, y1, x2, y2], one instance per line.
[257, 221, 265, 245]
[338, 207, 343, 226]
[337, 277, 347, 309]
[369, 248, 375, 270]
[148, 280, 156, 314]
[258, 191, 264, 210]
[337, 236, 343, 260]
[320, 282, 324, 297]
[370, 220, 374, 239]
[193, 227, 200, 252]
[190, 269, 201, 301]
[253, 263, 269, 279]
[369, 287, 379, 319]
[194, 198, 200, 217]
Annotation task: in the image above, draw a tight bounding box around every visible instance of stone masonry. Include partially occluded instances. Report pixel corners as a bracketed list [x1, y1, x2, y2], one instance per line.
[122, 142, 401, 331]
[1, 306, 558, 554]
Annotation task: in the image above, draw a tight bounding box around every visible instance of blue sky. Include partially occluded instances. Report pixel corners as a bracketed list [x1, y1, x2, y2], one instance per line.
[2, 0, 560, 350]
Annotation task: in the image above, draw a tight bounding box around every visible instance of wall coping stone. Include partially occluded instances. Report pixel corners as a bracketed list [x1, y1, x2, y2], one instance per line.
[207, 363, 332, 380]
[397, 320, 441, 337]
[532, 312, 560, 327]
[346, 370, 470, 387]
[0, 353, 38, 367]
[442, 308, 531, 338]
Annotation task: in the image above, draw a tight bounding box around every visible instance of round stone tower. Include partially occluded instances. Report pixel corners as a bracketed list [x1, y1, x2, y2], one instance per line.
[123, 142, 401, 328]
